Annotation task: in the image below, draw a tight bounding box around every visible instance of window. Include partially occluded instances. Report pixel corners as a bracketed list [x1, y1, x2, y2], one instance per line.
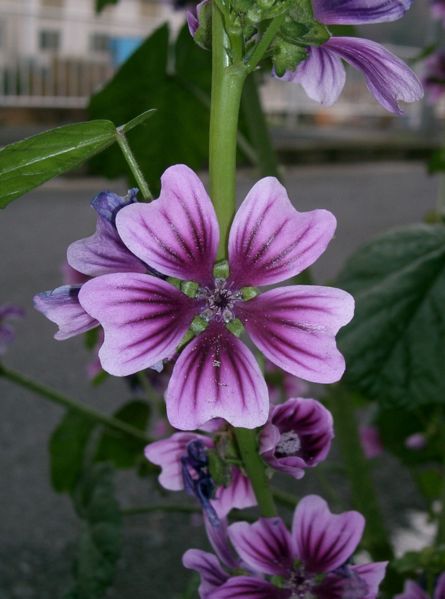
[90, 33, 110, 53]
[39, 30, 60, 51]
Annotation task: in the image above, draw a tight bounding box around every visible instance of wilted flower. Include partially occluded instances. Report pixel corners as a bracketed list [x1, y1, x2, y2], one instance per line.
[145, 431, 255, 522]
[79, 164, 354, 430]
[260, 397, 334, 479]
[185, 495, 387, 598]
[282, 0, 423, 114]
[359, 425, 384, 459]
[395, 574, 445, 599]
[0, 305, 25, 356]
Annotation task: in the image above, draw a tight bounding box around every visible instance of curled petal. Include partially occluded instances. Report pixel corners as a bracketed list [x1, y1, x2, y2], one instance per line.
[228, 177, 336, 287]
[325, 37, 423, 114]
[212, 467, 256, 518]
[313, 0, 412, 24]
[353, 563, 388, 599]
[292, 495, 365, 574]
[228, 518, 293, 577]
[144, 432, 211, 491]
[237, 286, 354, 384]
[34, 285, 97, 340]
[67, 216, 146, 278]
[116, 165, 219, 285]
[315, 562, 387, 599]
[182, 549, 229, 598]
[211, 577, 289, 599]
[205, 516, 239, 570]
[394, 581, 429, 599]
[281, 46, 346, 107]
[79, 273, 197, 376]
[166, 322, 269, 430]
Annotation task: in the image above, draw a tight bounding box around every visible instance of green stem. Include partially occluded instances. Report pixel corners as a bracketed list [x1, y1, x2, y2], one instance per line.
[241, 72, 281, 179]
[245, 14, 286, 72]
[329, 387, 394, 561]
[0, 365, 152, 444]
[116, 128, 152, 201]
[235, 428, 277, 517]
[209, 4, 247, 257]
[272, 487, 298, 509]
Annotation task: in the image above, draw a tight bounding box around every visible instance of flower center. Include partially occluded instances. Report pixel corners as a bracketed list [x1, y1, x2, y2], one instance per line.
[287, 569, 316, 599]
[276, 431, 302, 457]
[198, 278, 242, 324]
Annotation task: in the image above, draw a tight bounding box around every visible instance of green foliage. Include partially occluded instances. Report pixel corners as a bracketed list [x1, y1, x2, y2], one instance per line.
[393, 546, 445, 578]
[0, 121, 116, 208]
[89, 24, 213, 195]
[430, 147, 445, 174]
[50, 411, 96, 493]
[95, 400, 150, 469]
[336, 224, 445, 409]
[65, 463, 122, 599]
[95, 0, 118, 12]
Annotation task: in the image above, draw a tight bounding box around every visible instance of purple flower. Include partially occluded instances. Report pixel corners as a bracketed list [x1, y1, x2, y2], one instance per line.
[79, 165, 354, 430]
[405, 432, 427, 450]
[185, 495, 387, 598]
[260, 397, 334, 479]
[283, 37, 423, 115]
[34, 189, 147, 340]
[0, 305, 25, 356]
[359, 425, 384, 459]
[145, 431, 256, 520]
[280, 0, 423, 114]
[431, 0, 445, 25]
[395, 574, 445, 599]
[423, 52, 445, 105]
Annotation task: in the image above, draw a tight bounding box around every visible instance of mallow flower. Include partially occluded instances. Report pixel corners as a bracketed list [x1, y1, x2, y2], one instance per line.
[260, 397, 334, 479]
[78, 164, 354, 430]
[184, 495, 387, 598]
[0, 305, 25, 356]
[395, 574, 445, 599]
[145, 431, 256, 524]
[280, 0, 423, 114]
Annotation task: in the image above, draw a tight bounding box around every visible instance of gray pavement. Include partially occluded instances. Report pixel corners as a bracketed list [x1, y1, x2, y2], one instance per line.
[0, 163, 439, 598]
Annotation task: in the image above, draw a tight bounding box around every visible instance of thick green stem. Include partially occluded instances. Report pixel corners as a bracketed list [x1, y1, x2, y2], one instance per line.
[235, 428, 277, 517]
[0, 365, 152, 444]
[116, 128, 152, 201]
[329, 387, 393, 561]
[242, 72, 281, 179]
[209, 5, 247, 257]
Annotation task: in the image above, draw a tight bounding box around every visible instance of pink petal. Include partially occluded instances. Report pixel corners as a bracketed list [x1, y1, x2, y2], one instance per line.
[292, 495, 365, 573]
[78, 273, 197, 376]
[395, 581, 429, 599]
[211, 577, 289, 599]
[144, 432, 211, 491]
[67, 216, 146, 278]
[166, 322, 269, 430]
[353, 562, 388, 599]
[281, 46, 346, 107]
[116, 165, 219, 285]
[228, 177, 336, 287]
[182, 549, 229, 598]
[33, 285, 98, 340]
[237, 286, 354, 384]
[228, 518, 293, 577]
[212, 467, 256, 518]
[435, 574, 445, 599]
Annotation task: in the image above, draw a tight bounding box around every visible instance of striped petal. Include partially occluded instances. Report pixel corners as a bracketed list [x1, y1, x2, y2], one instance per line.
[78, 273, 197, 376]
[211, 578, 290, 599]
[228, 177, 336, 287]
[313, 0, 412, 24]
[182, 549, 229, 598]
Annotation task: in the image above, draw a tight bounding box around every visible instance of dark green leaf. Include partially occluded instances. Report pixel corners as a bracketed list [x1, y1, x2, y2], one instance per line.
[336, 224, 445, 409]
[89, 24, 212, 194]
[65, 463, 122, 599]
[429, 147, 445, 174]
[95, 0, 118, 12]
[0, 121, 116, 208]
[49, 411, 96, 493]
[95, 400, 150, 469]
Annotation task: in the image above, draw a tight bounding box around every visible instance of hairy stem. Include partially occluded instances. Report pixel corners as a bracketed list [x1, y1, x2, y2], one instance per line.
[0, 365, 152, 444]
[116, 128, 152, 201]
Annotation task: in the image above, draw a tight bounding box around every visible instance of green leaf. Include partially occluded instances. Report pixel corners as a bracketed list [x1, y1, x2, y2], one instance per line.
[336, 224, 445, 409]
[95, 0, 118, 12]
[65, 463, 122, 599]
[95, 400, 150, 469]
[0, 120, 116, 208]
[429, 147, 445, 174]
[49, 411, 97, 493]
[88, 24, 212, 194]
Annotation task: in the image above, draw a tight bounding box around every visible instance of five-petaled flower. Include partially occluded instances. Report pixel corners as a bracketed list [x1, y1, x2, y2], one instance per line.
[395, 574, 445, 599]
[77, 164, 354, 430]
[184, 494, 387, 598]
[279, 0, 423, 114]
